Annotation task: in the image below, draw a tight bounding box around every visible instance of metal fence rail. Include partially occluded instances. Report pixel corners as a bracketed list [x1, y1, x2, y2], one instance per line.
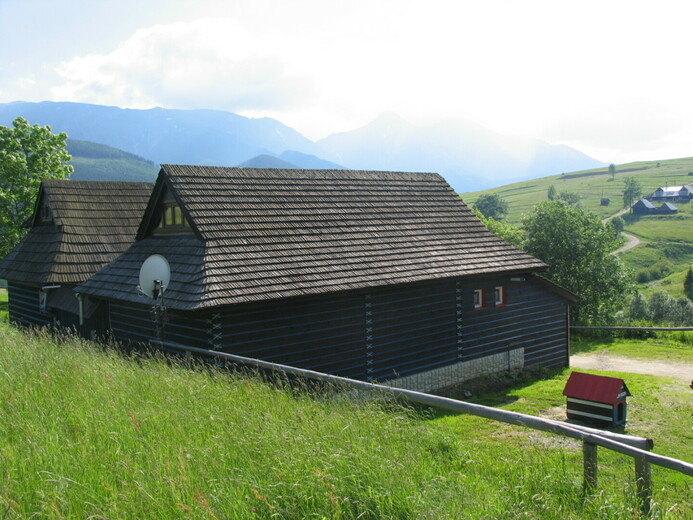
[152, 339, 693, 515]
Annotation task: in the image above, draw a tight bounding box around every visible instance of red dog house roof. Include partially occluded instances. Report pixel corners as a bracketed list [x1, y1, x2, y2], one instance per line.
[563, 371, 630, 404]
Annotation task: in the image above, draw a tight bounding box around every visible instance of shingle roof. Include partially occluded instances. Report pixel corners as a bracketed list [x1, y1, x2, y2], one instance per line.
[634, 198, 655, 209]
[656, 185, 691, 196]
[77, 165, 548, 310]
[0, 180, 153, 284]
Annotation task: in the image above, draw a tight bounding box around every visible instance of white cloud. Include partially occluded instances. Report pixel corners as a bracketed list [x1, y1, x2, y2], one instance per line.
[33, 0, 693, 162]
[51, 18, 313, 112]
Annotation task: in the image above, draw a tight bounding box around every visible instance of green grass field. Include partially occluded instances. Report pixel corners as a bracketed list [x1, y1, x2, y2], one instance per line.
[571, 334, 693, 361]
[0, 325, 690, 519]
[0, 288, 7, 322]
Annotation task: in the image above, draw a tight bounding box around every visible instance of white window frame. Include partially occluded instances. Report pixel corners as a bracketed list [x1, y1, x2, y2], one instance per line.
[494, 286, 507, 306]
[473, 289, 484, 310]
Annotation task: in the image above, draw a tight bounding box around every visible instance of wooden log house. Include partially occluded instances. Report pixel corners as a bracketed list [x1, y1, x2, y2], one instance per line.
[73, 165, 576, 392]
[0, 179, 153, 336]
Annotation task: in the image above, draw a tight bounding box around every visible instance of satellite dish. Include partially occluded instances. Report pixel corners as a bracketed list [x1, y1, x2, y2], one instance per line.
[138, 254, 170, 299]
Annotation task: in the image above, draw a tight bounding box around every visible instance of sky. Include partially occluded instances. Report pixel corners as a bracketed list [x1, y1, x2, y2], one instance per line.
[1, 0, 692, 164]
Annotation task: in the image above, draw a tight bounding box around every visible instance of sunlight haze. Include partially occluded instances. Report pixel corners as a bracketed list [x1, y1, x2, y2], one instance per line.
[1, 0, 691, 164]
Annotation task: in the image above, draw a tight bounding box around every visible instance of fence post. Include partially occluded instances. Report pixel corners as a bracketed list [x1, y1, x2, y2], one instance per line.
[635, 455, 652, 515]
[583, 441, 598, 492]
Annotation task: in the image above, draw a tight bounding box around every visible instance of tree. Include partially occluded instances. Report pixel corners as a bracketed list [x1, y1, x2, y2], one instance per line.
[547, 184, 557, 200]
[610, 215, 625, 235]
[628, 292, 648, 321]
[0, 117, 72, 257]
[557, 191, 582, 208]
[472, 193, 508, 220]
[622, 176, 642, 209]
[684, 265, 693, 301]
[627, 290, 693, 325]
[474, 209, 524, 248]
[522, 200, 635, 324]
[608, 163, 616, 179]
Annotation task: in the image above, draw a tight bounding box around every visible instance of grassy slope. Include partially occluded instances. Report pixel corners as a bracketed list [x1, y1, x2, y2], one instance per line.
[0, 288, 7, 322]
[461, 157, 693, 296]
[0, 325, 690, 519]
[70, 156, 159, 182]
[67, 139, 159, 182]
[461, 157, 693, 222]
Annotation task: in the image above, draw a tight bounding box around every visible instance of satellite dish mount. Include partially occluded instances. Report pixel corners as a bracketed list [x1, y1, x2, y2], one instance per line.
[138, 254, 171, 346]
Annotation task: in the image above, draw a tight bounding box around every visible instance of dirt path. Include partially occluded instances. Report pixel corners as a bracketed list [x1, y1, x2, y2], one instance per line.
[570, 352, 693, 383]
[601, 209, 642, 254]
[612, 232, 641, 254]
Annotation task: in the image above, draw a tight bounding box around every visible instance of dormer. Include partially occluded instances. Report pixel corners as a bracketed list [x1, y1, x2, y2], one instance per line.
[135, 167, 207, 241]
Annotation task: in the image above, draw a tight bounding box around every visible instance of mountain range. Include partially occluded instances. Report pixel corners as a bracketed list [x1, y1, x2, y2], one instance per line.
[0, 101, 603, 191]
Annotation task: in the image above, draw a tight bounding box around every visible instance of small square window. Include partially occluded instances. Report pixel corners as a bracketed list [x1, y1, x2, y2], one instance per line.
[495, 286, 507, 306]
[474, 289, 484, 310]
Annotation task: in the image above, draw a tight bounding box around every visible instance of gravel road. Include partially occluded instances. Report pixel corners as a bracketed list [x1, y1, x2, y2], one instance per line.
[570, 352, 693, 383]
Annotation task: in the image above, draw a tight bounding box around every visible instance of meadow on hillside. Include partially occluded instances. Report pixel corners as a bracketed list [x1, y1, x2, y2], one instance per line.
[462, 158, 693, 221]
[0, 320, 691, 519]
[461, 158, 693, 300]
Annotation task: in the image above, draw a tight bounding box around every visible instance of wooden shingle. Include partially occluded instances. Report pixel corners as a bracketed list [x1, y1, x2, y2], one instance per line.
[77, 166, 547, 309]
[0, 180, 153, 285]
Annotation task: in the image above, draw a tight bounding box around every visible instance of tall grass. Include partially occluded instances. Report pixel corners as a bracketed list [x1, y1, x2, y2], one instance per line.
[0, 326, 690, 519]
[0, 288, 8, 322]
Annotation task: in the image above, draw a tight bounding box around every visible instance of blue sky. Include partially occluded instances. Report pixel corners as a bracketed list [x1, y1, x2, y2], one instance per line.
[2, 0, 692, 164]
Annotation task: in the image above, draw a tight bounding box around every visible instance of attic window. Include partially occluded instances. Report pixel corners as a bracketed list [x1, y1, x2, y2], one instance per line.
[41, 204, 52, 223]
[156, 203, 190, 232]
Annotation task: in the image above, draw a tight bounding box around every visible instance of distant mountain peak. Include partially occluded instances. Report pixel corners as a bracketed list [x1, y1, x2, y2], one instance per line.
[0, 101, 603, 191]
[237, 154, 298, 169]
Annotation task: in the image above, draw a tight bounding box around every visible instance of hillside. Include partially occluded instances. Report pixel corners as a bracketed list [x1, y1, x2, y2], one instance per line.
[0, 321, 690, 518]
[460, 157, 693, 297]
[67, 139, 159, 182]
[0, 101, 320, 168]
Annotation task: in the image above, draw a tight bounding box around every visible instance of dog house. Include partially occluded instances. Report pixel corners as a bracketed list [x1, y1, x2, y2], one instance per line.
[563, 371, 630, 427]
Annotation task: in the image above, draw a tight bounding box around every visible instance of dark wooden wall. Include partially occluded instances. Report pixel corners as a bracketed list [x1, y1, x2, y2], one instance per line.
[100, 275, 570, 383]
[457, 276, 569, 369]
[209, 276, 569, 381]
[213, 292, 368, 379]
[7, 282, 52, 328]
[108, 301, 212, 350]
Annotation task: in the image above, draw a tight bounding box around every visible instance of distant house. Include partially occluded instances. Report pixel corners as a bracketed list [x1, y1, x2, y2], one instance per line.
[600, 198, 610, 206]
[631, 198, 678, 216]
[631, 198, 656, 215]
[75, 165, 577, 392]
[651, 185, 692, 202]
[658, 201, 678, 215]
[0, 180, 153, 335]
